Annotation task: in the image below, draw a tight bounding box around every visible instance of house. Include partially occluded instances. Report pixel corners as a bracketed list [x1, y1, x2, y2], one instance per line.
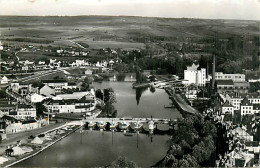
[5, 119, 43, 134]
[216, 80, 234, 93]
[0, 76, 9, 84]
[240, 97, 253, 116]
[226, 93, 260, 110]
[0, 104, 16, 116]
[75, 59, 85, 67]
[62, 82, 77, 90]
[231, 127, 253, 142]
[85, 69, 93, 75]
[42, 79, 68, 93]
[27, 93, 47, 103]
[233, 82, 250, 94]
[222, 101, 234, 115]
[39, 84, 55, 96]
[16, 104, 36, 120]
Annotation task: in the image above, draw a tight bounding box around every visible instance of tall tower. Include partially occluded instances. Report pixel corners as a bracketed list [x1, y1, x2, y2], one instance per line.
[212, 53, 216, 91]
[0, 40, 3, 73]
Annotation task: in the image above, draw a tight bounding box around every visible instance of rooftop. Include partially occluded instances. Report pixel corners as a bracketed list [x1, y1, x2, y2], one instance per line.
[222, 101, 234, 108]
[42, 79, 67, 83]
[216, 80, 234, 86]
[18, 104, 34, 109]
[227, 93, 260, 99]
[241, 97, 252, 106]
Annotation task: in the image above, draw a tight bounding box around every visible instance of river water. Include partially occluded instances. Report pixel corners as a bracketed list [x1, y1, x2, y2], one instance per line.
[15, 74, 182, 167]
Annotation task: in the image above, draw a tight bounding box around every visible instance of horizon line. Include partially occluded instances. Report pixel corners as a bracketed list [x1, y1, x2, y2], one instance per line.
[0, 14, 259, 22]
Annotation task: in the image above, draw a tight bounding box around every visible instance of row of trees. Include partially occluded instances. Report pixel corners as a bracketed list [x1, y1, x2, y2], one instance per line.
[158, 114, 217, 167]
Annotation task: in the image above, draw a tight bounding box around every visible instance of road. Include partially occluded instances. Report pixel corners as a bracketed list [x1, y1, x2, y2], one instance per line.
[0, 123, 64, 155]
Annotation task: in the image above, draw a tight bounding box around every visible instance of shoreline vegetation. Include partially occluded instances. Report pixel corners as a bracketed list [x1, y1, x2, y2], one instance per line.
[154, 114, 217, 167]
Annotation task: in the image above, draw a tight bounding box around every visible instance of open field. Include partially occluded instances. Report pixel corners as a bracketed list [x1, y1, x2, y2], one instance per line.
[0, 16, 259, 50]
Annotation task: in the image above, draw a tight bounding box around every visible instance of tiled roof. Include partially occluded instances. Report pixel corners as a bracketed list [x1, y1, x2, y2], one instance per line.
[227, 93, 260, 99]
[222, 101, 234, 108]
[241, 97, 252, 106]
[42, 79, 67, 83]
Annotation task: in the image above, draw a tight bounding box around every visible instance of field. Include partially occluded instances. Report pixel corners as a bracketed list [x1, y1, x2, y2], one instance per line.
[0, 16, 259, 50]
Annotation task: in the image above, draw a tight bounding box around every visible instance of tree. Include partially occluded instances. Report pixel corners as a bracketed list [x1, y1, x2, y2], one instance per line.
[36, 102, 47, 117]
[0, 89, 7, 98]
[110, 156, 137, 168]
[95, 89, 103, 100]
[103, 88, 116, 104]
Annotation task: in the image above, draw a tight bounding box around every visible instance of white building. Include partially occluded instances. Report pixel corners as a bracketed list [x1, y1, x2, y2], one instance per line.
[0, 76, 9, 84]
[75, 59, 85, 67]
[215, 72, 245, 82]
[221, 101, 234, 115]
[184, 68, 206, 86]
[27, 93, 47, 103]
[42, 79, 68, 93]
[16, 104, 37, 120]
[85, 69, 93, 75]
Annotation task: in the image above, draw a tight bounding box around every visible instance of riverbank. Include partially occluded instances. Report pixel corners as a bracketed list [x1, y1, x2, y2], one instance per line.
[132, 82, 151, 89]
[0, 122, 82, 167]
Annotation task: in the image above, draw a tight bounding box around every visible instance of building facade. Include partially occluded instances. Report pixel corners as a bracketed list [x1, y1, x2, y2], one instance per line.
[215, 72, 245, 82]
[184, 68, 206, 86]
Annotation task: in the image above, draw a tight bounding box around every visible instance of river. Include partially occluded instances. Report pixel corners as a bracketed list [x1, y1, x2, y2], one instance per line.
[15, 74, 181, 167]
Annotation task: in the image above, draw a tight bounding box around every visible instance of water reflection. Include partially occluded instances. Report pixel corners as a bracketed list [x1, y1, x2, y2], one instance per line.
[16, 131, 170, 167]
[136, 87, 148, 105]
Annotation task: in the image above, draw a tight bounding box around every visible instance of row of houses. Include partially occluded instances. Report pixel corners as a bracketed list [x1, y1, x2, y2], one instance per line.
[0, 99, 36, 120]
[219, 93, 260, 116]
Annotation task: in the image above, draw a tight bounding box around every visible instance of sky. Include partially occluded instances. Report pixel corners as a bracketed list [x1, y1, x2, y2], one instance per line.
[0, 0, 260, 20]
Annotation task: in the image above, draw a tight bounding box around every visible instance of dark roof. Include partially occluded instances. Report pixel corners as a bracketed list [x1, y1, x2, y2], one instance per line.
[222, 101, 234, 108]
[22, 119, 37, 124]
[1, 115, 19, 122]
[0, 104, 16, 108]
[38, 84, 46, 90]
[48, 99, 94, 105]
[18, 104, 34, 109]
[216, 80, 234, 86]
[228, 93, 260, 99]
[68, 82, 77, 86]
[42, 79, 67, 83]
[234, 82, 250, 87]
[241, 97, 252, 106]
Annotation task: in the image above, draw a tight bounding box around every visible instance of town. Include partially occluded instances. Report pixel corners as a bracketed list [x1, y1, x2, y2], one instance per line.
[0, 15, 259, 167]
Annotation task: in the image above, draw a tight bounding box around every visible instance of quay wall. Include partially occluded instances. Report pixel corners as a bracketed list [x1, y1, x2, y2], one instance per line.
[4, 124, 81, 168]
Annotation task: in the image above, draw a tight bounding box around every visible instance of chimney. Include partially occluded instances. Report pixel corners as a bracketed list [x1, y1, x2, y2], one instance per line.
[212, 53, 216, 91]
